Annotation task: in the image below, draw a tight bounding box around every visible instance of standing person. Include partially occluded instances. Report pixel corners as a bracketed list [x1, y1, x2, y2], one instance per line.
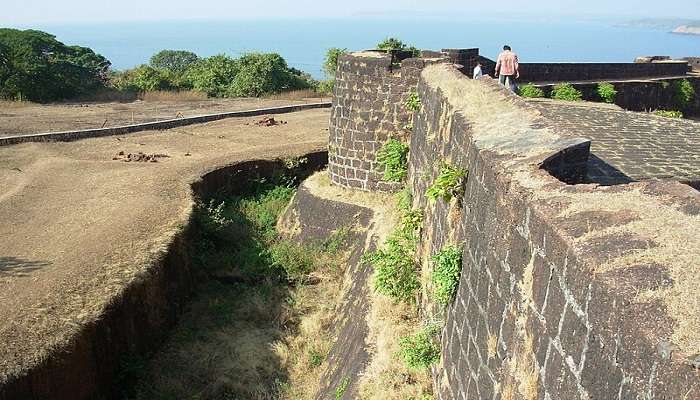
[473, 62, 483, 79]
[495, 45, 519, 92]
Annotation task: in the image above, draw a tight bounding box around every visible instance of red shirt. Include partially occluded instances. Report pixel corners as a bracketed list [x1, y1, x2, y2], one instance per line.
[496, 50, 519, 76]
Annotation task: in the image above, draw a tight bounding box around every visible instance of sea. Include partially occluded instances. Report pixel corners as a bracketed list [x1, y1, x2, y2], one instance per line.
[22, 17, 700, 79]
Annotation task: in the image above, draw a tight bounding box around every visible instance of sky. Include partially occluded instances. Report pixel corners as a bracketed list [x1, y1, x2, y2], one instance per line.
[2, 0, 699, 25]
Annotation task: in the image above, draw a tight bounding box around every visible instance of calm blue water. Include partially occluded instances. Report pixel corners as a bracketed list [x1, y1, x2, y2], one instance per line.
[25, 17, 700, 79]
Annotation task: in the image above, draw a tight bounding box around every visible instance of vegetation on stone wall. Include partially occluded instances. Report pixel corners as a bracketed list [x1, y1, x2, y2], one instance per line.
[431, 246, 464, 306]
[426, 163, 468, 203]
[597, 82, 618, 103]
[653, 109, 684, 118]
[376, 37, 421, 57]
[672, 79, 695, 111]
[376, 138, 410, 182]
[550, 83, 583, 102]
[518, 83, 545, 98]
[398, 325, 441, 369]
[405, 90, 422, 111]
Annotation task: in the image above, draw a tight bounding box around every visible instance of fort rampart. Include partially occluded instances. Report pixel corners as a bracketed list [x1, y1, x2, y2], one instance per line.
[328, 52, 700, 398]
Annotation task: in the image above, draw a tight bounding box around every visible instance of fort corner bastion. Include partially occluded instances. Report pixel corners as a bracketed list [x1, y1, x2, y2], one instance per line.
[323, 49, 700, 398]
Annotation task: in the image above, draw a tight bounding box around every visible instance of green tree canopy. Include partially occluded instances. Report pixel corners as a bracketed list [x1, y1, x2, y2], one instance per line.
[323, 48, 349, 78]
[111, 65, 171, 92]
[0, 28, 110, 102]
[183, 54, 240, 97]
[229, 53, 313, 97]
[149, 50, 199, 74]
[376, 37, 420, 57]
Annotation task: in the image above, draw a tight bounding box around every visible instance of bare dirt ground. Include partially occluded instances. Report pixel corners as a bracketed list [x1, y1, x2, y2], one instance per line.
[0, 97, 329, 138]
[0, 108, 329, 384]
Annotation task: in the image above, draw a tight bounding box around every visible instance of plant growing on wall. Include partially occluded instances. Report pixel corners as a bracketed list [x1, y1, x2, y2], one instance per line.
[426, 163, 468, 203]
[597, 82, 617, 104]
[672, 79, 695, 110]
[398, 325, 441, 369]
[377, 37, 421, 57]
[652, 109, 684, 118]
[550, 83, 583, 102]
[431, 246, 463, 306]
[405, 90, 422, 111]
[376, 138, 410, 182]
[518, 83, 545, 98]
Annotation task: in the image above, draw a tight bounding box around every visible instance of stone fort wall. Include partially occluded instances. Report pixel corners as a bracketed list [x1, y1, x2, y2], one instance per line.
[328, 53, 700, 398]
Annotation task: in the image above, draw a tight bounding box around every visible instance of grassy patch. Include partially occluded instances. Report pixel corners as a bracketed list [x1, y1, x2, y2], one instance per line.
[398, 325, 441, 370]
[653, 109, 684, 118]
[550, 83, 583, 102]
[376, 139, 410, 182]
[518, 83, 545, 98]
[431, 246, 463, 306]
[426, 163, 468, 203]
[128, 176, 352, 400]
[596, 82, 617, 104]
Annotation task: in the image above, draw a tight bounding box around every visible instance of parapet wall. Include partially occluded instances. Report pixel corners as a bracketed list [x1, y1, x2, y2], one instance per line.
[407, 66, 699, 399]
[328, 52, 447, 191]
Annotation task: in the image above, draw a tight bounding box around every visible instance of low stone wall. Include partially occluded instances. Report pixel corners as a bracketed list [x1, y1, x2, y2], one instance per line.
[328, 52, 447, 192]
[406, 66, 699, 399]
[0, 102, 331, 147]
[0, 153, 328, 400]
[519, 61, 689, 82]
[533, 77, 700, 115]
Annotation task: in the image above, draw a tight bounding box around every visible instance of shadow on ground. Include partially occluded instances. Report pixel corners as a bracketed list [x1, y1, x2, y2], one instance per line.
[0, 257, 51, 277]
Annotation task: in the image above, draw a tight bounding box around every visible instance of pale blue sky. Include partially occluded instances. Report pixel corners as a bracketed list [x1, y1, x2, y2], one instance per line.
[2, 0, 699, 25]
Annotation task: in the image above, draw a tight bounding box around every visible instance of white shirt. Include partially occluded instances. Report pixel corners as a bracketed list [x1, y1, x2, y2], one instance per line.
[473, 65, 483, 79]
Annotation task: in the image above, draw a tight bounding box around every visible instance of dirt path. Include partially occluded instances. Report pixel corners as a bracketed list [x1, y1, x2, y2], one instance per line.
[0, 108, 329, 384]
[0, 97, 329, 138]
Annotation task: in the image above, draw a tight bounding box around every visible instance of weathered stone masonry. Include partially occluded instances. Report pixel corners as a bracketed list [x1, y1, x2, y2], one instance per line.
[328, 52, 699, 398]
[408, 67, 700, 399]
[328, 52, 448, 191]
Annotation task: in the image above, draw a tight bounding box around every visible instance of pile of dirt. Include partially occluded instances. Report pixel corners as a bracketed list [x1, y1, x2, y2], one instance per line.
[112, 151, 169, 162]
[254, 116, 287, 127]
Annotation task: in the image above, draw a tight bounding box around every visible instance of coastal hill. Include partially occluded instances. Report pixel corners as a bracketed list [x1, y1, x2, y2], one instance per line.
[673, 24, 700, 35]
[620, 18, 700, 35]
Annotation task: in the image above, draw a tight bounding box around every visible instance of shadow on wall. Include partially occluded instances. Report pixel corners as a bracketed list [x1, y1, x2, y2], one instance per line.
[0, 257, 51, 277]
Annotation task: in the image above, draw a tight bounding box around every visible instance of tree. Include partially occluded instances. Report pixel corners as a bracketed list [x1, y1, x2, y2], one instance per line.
[323, 48, 348, 78]
[228, 53, 312, 97]
[376, 37, 420, 57]
[183, 54, 239, 97]
[111, 65, 170, 92]
[149, 50, 199, 74]
[0, 28, 111, 101]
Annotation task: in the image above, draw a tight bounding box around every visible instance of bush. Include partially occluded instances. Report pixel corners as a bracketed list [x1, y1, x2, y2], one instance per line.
[405, 90, 421, 112]
[317, 80, 334, 95]
[398, 326, 440, 370]
[377, 38, 421, 57]
[426, 163, 468, 203]
[653, 109, 684, 118]
[550, 83, 583, 102]
[597, 82, 617, 104]
[518, 83, 545, 98]
[376, 139, 410, 182]
[672, 79, 695, 110]
[431, 246, 463, 305]
[229, 53, 314, 97]
[111, 65, 172, 92]
[323, 48, 349, 78]
[268, 240, 317, 282]
[150, 50, 199, 74]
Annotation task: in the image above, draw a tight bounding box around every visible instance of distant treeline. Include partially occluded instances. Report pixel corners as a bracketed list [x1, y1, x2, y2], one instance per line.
[0, 28, 320, 102]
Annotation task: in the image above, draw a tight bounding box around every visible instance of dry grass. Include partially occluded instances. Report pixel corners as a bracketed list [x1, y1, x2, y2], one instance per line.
[266, 89, 327, 101]
[139, 90, 208, 102]
[0, 100, 34, 109]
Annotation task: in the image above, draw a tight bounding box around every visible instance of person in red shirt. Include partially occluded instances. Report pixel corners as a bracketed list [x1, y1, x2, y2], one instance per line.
[495, 45, 519, 92]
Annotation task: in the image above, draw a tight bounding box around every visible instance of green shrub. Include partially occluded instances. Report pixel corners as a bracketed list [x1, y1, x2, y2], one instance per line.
[308, 348, 325, 368]
[398, 326, 440, 370]
[112, 65, 172, 92]
[317, 79, 335, 95]
[335, 377, 350, 399]
[323, 48, 349, 78]
[183, 54, 240, 97]
[597, 82, 617, 103]
[653, 109, 684, 118]
[518, 83, 545, 98]
[405, 90, 421, 111]
[376, 139, 410, 182]
[672, 79, 695, 110]
[268, 241, 317, 282]
[150, 50, 199, 74]
[228, 53, 314, 97]
[366, 235, 419, 303]
[377, 37, 421, 57]
[426, 164, 468, 203]
[431, 246, 463, 305]
[395, 186, 413, 212]
[550, 83, 583, 102]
